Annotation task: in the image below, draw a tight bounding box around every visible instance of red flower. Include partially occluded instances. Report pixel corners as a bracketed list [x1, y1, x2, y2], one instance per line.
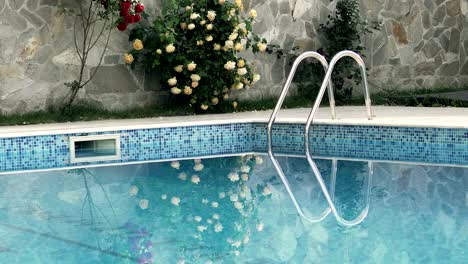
[135, 3, 145, 13]
[117, 22, 128, 31]
[120, 1, 132, 10]
[124, 14, 134, 24]
[119, 9, 129, 17]
[133, 14, 141, 23]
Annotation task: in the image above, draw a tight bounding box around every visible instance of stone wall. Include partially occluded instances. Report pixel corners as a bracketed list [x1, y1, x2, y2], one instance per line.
[242, 0, 468, 100]
[0, 0, 467, 114]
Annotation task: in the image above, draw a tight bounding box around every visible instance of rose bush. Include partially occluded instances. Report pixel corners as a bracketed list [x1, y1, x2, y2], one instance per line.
[126, 0, 268, 112]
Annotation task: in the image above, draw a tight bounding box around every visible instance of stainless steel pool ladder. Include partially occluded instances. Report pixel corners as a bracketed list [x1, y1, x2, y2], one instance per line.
[267, 50, 373, 226]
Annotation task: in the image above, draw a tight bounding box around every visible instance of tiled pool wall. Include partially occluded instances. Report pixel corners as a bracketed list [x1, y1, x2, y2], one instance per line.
[255, 123, 468, 165]
[1, 122, 467, 172]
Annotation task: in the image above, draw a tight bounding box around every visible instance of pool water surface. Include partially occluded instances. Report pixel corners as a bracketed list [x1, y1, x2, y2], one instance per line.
[0, 155, 466, 263]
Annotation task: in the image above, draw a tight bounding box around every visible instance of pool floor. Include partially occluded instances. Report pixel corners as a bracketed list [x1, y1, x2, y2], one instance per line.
[0, 155, 466, 263]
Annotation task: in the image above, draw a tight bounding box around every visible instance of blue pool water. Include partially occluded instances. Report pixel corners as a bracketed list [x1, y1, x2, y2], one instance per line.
[0, 155, 466, 263]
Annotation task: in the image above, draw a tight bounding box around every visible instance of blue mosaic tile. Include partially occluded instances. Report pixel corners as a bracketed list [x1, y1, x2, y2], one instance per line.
[254, 123, 468, 165]
[0, 122, 467, 172]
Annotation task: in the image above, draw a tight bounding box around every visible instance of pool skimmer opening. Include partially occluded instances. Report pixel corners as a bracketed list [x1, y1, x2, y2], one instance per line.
[69, 134, 121, 163]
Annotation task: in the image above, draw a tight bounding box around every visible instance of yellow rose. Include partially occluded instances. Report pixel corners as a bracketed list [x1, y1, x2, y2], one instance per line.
[170, 87, 182, 94]
[187, 61, 197, 71]
[174, 65, 184, 73]
[234, 43, 243, 51]
[133, 39, 144, 51]
[123, 53, 134, 64]
[166, 44, 176, 53]
[183, 86, 193, 95]
[249, 9, 257, 19]
[237, 60, 245, 67]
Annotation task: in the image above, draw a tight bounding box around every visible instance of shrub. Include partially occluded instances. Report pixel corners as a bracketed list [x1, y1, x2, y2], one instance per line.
[126, 0, 268, 113]
[294, 0, 379, 103]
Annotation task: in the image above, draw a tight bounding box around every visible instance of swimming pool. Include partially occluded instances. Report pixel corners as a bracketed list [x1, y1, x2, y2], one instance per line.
[0, 155, 466, 263]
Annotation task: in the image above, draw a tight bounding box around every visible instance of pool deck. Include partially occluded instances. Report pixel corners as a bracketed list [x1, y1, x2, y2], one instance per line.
[0, 106, 467, 137]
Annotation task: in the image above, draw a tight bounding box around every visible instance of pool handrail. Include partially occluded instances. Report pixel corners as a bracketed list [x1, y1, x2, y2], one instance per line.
[304, 50, 373, 226]
[268, 50, 373, 226]
[267, 51, 336, 223]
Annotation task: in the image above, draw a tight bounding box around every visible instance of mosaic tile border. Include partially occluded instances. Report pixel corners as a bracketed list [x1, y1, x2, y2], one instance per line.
[0, 122, 467, 172]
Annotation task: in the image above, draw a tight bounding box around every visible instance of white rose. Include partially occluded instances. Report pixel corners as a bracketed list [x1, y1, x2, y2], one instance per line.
[207, 10, 216, 21]
[185, 6, 192, 11]
[202, 198, 209, 204]
[197, 40, 204, 46]
[237, 68, 247, 76]
[200, 104, 209, 110]
[139, 199, 149, 210]
[241, 174, 249, 181]
[166, 44, 176, 53]
[180, 22, 187, 30]
[213, 213, 220, 220]
[161, 194, 167, 200]
[167, 77, 177, 86]
[188, 23, 196, 30]
[156, 49, 162, 54]
[224, 61, 236, 70]
[194, 216, 202, 222]
[256, 223, 264, 232]
[214, 44, 221, 50]
[191, 74, 201, 82]
[218, 0, 225, 4]
[257, 42, 267, 52]
[234, 43, 243, 51]
[183, 86, 192, 95]
[234, 82, 244, 90]
[171, 196, 181, 206]
[234, 201, 243, 210]
[214, 223, 223, 232]
[197, 225, 207, 232]
[219, 192, 226, 199]
[171, 161, 180, 169]
[228, 33, 238, 41]
[211, 201, 219, 208]
[191, 82, 199, 88]
[191, 175, 200, 184]
[129, 185, 139, 196]
[255, 156, 263, 164]
[263, 186, 272, 196]
[190, 13, 200, 20]
[240, 165, 250, 173]
[228, 172, 240, 182]
[193, 162, 204, 171]
[230, 194, 239, 202]
[206, 35, 213, 42]
[224, 40, 234, 49]
[187, 61, 197, 71]
[178, 172, 187, 180]
[237, 60, 245, 67]
[211, 97, 219, 105]
[200, 20, 206, 25]
[206, 24, 214, 30]
[249, 9, 257, 19]
[252, 74, 261, 83]
[223, 94, 229, 100]
[174, 65, 183, 72]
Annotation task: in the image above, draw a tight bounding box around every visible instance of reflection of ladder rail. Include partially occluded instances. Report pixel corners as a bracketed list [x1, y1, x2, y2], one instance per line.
[267, 50, 373, 226]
